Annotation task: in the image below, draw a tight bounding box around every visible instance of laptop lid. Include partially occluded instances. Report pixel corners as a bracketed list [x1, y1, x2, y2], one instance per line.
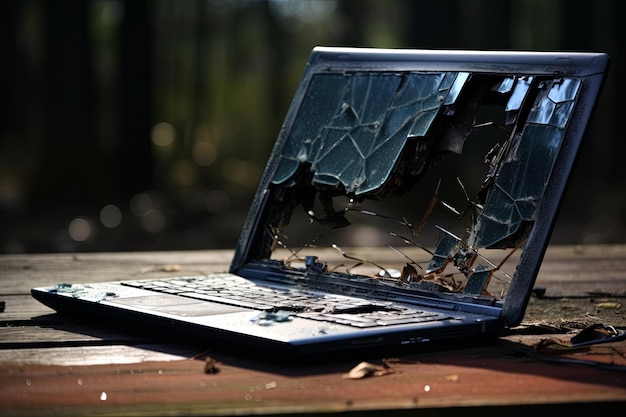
[230, 46, 609, 327]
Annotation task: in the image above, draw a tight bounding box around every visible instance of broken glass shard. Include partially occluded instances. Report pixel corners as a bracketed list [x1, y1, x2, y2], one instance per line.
[249, 68, 585, 303]
[503, 76, 532, 125]
[272, 72, 461, 195]
[475, 78, 581, 248]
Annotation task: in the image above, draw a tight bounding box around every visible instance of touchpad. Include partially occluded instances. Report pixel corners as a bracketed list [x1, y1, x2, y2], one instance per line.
[108, 294, 251, 317]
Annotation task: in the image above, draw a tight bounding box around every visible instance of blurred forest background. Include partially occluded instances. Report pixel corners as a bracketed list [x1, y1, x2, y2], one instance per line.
[0, 0, 624, 254]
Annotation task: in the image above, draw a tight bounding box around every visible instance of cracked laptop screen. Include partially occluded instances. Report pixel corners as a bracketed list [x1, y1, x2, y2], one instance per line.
[248, 71, 581, 303]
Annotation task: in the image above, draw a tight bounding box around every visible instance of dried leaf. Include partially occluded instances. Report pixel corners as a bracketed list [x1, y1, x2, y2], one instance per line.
[446, 374, 460, 382]
[595, 302, 622, 309]
[140, 264, 183, 273]
[342, 361, 392, 379]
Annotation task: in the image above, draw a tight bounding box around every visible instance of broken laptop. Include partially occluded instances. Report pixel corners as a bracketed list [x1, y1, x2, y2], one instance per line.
[32, 47, 609, 358]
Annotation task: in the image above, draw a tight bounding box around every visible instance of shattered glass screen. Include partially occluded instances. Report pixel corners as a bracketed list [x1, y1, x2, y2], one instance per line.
[249, 70, 581, 303]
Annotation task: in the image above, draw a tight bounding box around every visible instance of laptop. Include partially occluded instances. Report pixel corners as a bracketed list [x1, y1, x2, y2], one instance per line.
[32, 47, 610, 359]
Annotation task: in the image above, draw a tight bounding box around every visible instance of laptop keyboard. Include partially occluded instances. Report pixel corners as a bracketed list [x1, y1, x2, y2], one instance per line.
[121, 274, 451, 328]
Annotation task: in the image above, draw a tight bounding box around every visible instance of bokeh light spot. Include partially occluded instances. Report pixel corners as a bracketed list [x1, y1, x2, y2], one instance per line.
[151, 122, 176, 148]
[99, 204, 122, 228]
[192, 141, 217, 167]
[68, 217, 92, 242]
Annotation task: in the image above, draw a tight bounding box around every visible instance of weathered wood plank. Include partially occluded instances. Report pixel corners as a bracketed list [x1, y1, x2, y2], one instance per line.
[0, 246, 625, 415]
[2, 245, 625, 294]
[0, 344, 203, 366]
[0, 250, 234, 293]
[0, 341, 625, 417]
[0, 323, 144, 346]
[0, 295, 56, 320]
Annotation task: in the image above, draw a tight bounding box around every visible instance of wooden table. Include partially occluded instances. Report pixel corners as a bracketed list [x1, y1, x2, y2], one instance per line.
[1, 245, 625, 416]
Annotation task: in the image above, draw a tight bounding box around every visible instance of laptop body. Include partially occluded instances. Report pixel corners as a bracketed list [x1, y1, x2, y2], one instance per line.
[32, 47, 609, 359]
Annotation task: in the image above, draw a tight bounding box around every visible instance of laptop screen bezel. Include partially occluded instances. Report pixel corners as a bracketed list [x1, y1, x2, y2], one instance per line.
[230, 46, 610, 326]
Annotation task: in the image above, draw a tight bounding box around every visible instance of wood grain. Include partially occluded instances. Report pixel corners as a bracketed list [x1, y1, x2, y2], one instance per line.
[1, 245, 625, 415]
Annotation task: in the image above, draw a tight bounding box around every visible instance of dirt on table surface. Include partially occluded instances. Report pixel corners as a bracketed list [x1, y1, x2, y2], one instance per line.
[500, 291, 626, 354]
[522, 293, 625, 329]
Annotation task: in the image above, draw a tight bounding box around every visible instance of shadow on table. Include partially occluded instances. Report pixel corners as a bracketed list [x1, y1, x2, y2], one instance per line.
[22, 312, 626, 392]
